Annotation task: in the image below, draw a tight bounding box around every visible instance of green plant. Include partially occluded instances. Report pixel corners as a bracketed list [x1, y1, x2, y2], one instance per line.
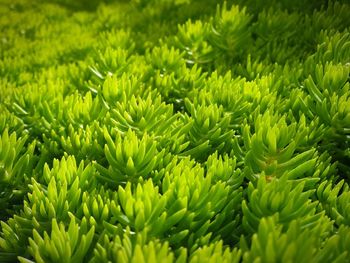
[0, 0, 350, 262]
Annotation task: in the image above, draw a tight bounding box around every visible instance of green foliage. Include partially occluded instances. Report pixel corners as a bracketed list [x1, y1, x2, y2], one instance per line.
[91, 230, 178, 263]
[0, 0, 350, 262]
[242, 175, 327, 234]
[107, 95, 177, 137]
[19, 216, 95, 263]
[189, 241, 241, 263]
[242, 217, 349, 263]
[95, 129, 164, 184]
[0, 129, 36, 219]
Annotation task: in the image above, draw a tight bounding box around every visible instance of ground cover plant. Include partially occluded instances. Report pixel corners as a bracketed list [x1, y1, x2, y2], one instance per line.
[0, 0, 350, 262]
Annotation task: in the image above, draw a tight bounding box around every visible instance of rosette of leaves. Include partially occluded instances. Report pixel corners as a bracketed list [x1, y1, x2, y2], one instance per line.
[108, 94, 177, 137]
[206, 151, 244, 189]
[59, 122, 105, 163]
[25, 162, 91, 228]
[61, 91, 108, 128]
[93, 233, 242, 263]
[190, 72, 284, 131]
[242, 175, 329, 234]
[108, 164, 242, 250]
[36, 91, 108, 162]
[331, 189, 350, 227]
[316, 179, 350, 226]
[143, 45, 188, 99]
[18, 216, 95, 263]
[303, 63, 350, 175]
[99, 74, 148, 108]
[0, 129, 36, 219]
[0, 109, 24, 136]
[189, 72, 253, 128]
[208, 3, 252, 67]
[145, 45, 185, 77]
[175, 20, 214, 65]
[241, 112, 330, 186]
[241, 217, 350, 263]
[307, 30, 350, 66]
[95, 128, 164, 185]
[175, 3, 253, 71]
[157, 116, 193, 155]
[9, 89, 107, 147]
[0, 156, 97, 261]
[162, 165, 242, 248]
[8, 85, 60, 140]
[73, 187, 120, 234]
[89, 48, 133, 86]
[91, 228, 180, 263]
[181, 99, 234, 161]
[161, 64, 207, 109]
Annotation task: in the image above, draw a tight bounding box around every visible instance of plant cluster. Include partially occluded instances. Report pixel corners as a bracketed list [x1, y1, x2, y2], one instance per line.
[0, 0, 350, 262]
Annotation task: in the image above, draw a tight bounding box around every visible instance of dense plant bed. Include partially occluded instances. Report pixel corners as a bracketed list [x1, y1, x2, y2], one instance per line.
[1, 0, 350, 262]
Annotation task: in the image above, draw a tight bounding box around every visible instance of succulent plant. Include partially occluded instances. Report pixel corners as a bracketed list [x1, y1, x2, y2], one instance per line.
[1, 0, 350, 262]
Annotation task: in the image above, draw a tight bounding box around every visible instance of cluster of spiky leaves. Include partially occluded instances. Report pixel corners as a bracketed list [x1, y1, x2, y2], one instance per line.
[0, 0, 350, 262]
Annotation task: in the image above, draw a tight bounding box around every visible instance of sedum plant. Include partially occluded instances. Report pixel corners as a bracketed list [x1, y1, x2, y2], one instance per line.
[0, 129, 36, 219]
[19, 216, 95, 263]
[0, 0, 350, 262]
